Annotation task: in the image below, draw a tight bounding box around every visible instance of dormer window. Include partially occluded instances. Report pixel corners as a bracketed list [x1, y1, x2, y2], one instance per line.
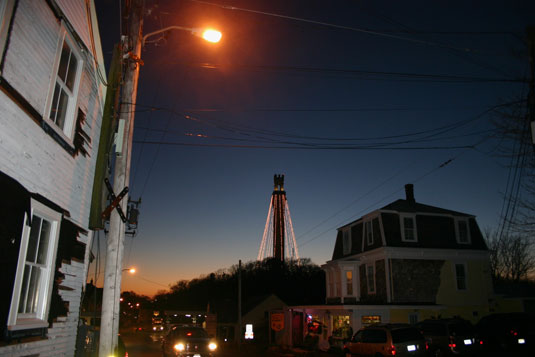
[343, 229, 351, 255]
[401, 214, 417, 242]
[455, 218, 471, 244]
[364, 220, 373, 245]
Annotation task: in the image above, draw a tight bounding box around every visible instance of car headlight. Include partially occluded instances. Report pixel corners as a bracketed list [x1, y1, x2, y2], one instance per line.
[174, 343, 185, 351]
[209, 342, 217, 351]
[153, 327, 156, 331]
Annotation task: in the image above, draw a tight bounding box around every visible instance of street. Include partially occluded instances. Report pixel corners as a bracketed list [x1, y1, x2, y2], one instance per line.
[120, 331, 343, 357]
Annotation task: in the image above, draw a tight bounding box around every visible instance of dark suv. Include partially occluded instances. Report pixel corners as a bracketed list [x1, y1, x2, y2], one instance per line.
[344, 324, 427, 356]
[416, 318, 476, 356]
[162, 326, 217, 357]
[475, 312, 535, 357]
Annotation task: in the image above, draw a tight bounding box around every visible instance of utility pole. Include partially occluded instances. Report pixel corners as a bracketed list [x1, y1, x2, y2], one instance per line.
[99, 0, 144, 355]
[237, 259, 242, 349]
[527, 27, 535, 149]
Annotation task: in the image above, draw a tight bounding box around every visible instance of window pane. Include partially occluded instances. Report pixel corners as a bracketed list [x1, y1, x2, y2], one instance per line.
[65, 52, 78, 91]
[36, 219, 51, 265]
[58, 41, 71, 82]
[54, 86, 69, 130]
[404, 217, 414, 229]
[456, 264, 466, 290]
[25, 266, 41, 314]
[26, 216, 42, 263]
[367, 266, 375, 292]
[18, 265, 30, 313]
[346, 271, 353, 295]
[458, 221, 469, 242]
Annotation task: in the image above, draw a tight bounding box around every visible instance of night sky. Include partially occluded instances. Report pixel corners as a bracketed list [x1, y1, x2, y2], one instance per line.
[92, 0, 534, 296]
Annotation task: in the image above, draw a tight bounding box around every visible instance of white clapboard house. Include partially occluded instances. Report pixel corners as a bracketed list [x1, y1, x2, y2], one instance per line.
[0, 0, 106, 355]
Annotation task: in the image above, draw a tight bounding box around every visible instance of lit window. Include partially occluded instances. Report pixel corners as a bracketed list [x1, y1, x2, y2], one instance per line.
[8, 199, 61, 330]
[343, 229, 351, 255]
[456, 219, 471, 244]
[365, 221, 373, 245]
[47, 31, 82, 138]
[346, 271, 353, 296]
[455, 263, 467, 290]
[367, 265, 375, 293]
[401, 215, 417, 242]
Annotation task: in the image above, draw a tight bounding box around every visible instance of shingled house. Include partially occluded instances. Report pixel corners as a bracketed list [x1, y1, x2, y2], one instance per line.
[285, 184, 493, 348]
[0, 0, 105, 355]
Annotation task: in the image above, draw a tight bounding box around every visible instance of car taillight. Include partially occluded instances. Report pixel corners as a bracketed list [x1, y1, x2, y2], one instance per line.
[510, 329, 518, 336]
[426, 341, 429, 350]
[448, 336, 456, 349]
[387, 345, 396, 356]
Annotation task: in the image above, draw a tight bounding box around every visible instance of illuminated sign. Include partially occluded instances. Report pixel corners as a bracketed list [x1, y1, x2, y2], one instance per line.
[361, 315, 381, 324]
[245, 324, 254, 339]
[271, 312, 285, 331]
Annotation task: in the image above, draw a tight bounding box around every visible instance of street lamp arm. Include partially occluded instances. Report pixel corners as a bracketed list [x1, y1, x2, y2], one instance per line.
[142, 25, 195, 46]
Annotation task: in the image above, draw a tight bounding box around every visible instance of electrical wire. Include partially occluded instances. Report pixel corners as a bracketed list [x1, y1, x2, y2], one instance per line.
[186, 0, 503, 55]
[171, 62, 527, 84]
[128, 100, 520, 144]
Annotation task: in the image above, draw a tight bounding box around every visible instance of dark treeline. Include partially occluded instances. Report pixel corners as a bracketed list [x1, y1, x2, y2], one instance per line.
[152, 258, 325, 319]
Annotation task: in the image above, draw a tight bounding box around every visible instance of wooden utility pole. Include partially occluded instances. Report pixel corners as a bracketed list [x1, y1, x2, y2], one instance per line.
[238, 259, 242, 348]
[99, 0, 144, 355]
[527, 27, 535, 148]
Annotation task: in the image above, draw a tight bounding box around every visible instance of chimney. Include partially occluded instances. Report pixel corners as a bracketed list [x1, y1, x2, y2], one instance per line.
[405, 184, 415, 203]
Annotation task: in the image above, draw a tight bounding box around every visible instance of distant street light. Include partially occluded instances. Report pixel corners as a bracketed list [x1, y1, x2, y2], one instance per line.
[142, 26, 222, 46]
[122, 267, 136, 274]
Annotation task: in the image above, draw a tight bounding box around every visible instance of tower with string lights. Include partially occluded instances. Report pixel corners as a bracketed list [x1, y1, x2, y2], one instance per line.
[257, 175, 300, 262]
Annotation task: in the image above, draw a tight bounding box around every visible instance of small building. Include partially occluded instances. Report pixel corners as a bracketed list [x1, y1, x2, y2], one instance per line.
[283, 184, 494, 348]
[0, 0, 105, 355]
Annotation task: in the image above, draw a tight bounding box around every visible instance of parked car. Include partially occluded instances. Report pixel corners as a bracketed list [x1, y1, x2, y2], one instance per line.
[475, 312, 535, 356]
[416, 318, 476, 356]
[162, 326, 217, 357]
[343, 323, 427, 356]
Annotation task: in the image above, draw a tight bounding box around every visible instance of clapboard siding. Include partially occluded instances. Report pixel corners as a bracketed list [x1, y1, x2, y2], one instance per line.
[0, 1, 104, 355]
[3, 0, 58, 114]
[0, 0, 104, 228]
[56, 0, 92, 50]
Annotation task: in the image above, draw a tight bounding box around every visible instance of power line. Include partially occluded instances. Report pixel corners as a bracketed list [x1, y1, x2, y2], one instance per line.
[186, 0, 503, 54]
[175, 62, 527, 84]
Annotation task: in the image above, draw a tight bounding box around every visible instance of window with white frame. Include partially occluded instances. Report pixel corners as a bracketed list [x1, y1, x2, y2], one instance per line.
[345, 270, 353, 296]
[8, 199, 61, 329]
[455, 263, 467, 290]
[343, 229, 351, 255]
[47, 30, 82, 139]
[364, 220, 374, 245]
[401, 215, 417, 242]
[455, 218, 471, 244]
[367, 265, 375, 294]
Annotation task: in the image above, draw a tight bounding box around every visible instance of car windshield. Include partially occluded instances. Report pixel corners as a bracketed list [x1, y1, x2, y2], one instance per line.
[391, 328, 423, 343]
[171, 328, 208, 339]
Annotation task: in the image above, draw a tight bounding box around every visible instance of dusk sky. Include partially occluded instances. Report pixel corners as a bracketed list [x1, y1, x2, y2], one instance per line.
[92, 0, 534, 297]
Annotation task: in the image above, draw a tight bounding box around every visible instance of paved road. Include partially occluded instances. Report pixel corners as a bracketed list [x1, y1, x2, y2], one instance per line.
[120, 331, 344, 357]
[121, 332, 162, 357]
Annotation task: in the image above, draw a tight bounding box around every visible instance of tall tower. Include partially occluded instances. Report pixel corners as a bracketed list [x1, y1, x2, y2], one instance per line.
[273, 175, 285, 260]
[257, 175, 300, 262]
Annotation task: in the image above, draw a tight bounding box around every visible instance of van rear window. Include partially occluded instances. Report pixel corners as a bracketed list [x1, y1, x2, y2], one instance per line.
[391, 328, 423, 343]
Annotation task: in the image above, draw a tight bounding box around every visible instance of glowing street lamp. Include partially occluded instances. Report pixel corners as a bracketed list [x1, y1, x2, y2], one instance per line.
[142, 26, 222, 46]
[122, 267, 136, 274]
